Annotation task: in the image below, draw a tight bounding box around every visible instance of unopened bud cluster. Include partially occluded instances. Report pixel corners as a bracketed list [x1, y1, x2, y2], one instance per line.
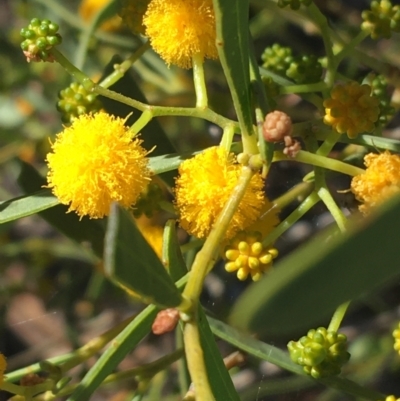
[363, 73, 395, 126]
[57, 83, 103, 124]
[262, 44, 322, 84]
[361, 0, 400, 39]
[288, 327, 350, 378]
[224, 231, 278, 281]
[20, 18, 62, 62]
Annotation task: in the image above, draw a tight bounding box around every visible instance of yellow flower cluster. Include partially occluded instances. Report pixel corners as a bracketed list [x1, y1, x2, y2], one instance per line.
[46, 113, 151, 219]
[323, 82, 380, 138]
[143, 0, 218, 68]
[174, 146, 265, 239]
[224, 231, 278, 281]
[351, 151, 400, 214]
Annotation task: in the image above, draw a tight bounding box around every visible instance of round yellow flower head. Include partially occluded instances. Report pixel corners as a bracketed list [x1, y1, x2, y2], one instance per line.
[175, 146, 265, 239]
[46, 112, 151, 219]
[224, 231, 278, 281]
[351, 151, 400, 214]
[143, 0, 218, 69]
[79, 0, 122, 31]
[323, 82, 380, 138]
[378, 396, 400, 401]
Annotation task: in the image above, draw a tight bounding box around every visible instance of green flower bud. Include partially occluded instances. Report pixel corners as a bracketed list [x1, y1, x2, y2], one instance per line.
[361, 0, 400, 39]
[363, 73, 395, 126]
[287, 327, 350, 378]
[20, 18, 62, 62]
[56, 83, 103, 125]
[262, 44, 294, 76]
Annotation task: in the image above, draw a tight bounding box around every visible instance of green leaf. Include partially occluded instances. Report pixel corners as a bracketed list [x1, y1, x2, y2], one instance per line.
[104, 204, 182, 308]
[198, 308, 241, 401]
[17, 161, 105, 258]
[149, 150, 199, 175]
[0, 189, 59, 224]
[229, 195, 400, 337]
[213, 0, 253, 136]
[162, 220, 188, 282]
[67, 305, 158, 401]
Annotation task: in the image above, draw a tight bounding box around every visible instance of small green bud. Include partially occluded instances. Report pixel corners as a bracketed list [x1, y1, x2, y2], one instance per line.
[20, 18, 62, 62]
[361, 0, 400, 39]
[57, 82, 103, 124]
[287, 327, 350, 378]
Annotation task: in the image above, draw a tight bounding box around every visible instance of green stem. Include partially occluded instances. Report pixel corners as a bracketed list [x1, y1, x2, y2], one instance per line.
[273, 151, 365, 176]
[52, 49, 239, 130]
[280, 82, 328, 94]
[317, 186, 347, 232]
[129, 110, 154, 135]
[182, 166, 255, 304]
[32, 350, 184, 400]
[220, 124, 236, 152]
[328, 301, 351, 332]
[272, 181, 314, 211]
[307, 3, 336, 87]
[262, 191, 320, 247]
[192, 54, 208, 108]
[183, 320, 215, 401]
[99, 42, 151, 89]
[51, 49, 94, 91]
[333, 31, 369, 66]
[316, 130, 341, 156]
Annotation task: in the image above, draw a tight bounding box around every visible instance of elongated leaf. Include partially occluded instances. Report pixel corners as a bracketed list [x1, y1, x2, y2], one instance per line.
[67, 305, 157, 401]
[149, 150, 198, 175]
[198, 307, 241, 401]
[213, 0, 253, 136]
[162, 220, 188, 282]
[17, 161, 105, 258]
[0, 189, 59, 224]
[229, 195, 400, 337]
[104, 204, 182, 308]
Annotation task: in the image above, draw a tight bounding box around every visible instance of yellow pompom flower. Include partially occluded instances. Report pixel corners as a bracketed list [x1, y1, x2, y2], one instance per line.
[175, 146, 265, 239]
[224, 231, 278, 281]
[0, 353, 6, 385]
[79, 0, 122, 31]
[46, 113, 151, 219]
[378, 396, 400, 401]
[143, 0, 218, 68]
[351, 151, 400, 214]
[323, 82, 380, 138]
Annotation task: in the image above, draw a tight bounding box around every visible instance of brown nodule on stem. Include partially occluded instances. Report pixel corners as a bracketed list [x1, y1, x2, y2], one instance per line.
[152, 308, 180, 335]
